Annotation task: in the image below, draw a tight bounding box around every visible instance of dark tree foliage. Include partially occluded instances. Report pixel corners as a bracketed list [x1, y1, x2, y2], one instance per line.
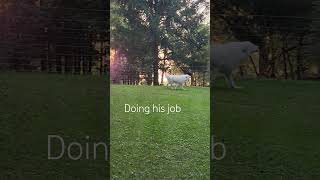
[111, 0, 209, 85]
[0, 0, 108, 75]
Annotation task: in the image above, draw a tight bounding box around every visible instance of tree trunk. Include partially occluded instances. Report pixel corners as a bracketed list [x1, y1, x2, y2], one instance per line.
[64, 55, 71, 73]
[152, 32, 159, 85]
[270, 57, 276, 78]
[74, 57, 80, 74]
[161, 69, 164, 85]
[259, 47, 268, 76]
[191, 73, 195, 86]
[88, 57, 92, 74]
[48, 44, 53, 72]
[259, 36, 270, 77]
[202, 72, 206, 86]
[282, 51, 288, 79]
[151, 0, 159, 85]
[56, 56, 62, 73]
[41, 59, 46, 72]
[281, 35, 288, 79]
[147, 71, 153, 85]
[100, 41, 104, 75]
[296, 36, 304, 80]
[287, 54, 295, 80]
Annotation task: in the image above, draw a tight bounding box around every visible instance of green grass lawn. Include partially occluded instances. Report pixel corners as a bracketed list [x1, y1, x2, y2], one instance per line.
[213, 79, 320, 179]
[0, 72, 109, 179]
[111, 85, 210, 179]
[3, 72, 318, 179]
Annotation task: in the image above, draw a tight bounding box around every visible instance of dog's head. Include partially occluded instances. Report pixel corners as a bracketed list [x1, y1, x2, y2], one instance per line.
[184, 74, 191, 81]
[242, 41, 259, 55]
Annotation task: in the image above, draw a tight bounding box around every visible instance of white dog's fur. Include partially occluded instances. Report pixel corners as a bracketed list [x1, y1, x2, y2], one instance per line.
[166, 74, 191, 89]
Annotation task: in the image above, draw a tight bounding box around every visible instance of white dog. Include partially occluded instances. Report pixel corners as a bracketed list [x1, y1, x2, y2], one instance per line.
[138, 79, 147, 85]
[166, 74, 191, 90]
[211, 41, 259, 88]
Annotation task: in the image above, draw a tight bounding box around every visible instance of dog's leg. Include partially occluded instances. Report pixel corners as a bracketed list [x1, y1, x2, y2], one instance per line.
[225, 74, 242, 89]
[180, 83, 185, 90]
[170, 83, 174, 89]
